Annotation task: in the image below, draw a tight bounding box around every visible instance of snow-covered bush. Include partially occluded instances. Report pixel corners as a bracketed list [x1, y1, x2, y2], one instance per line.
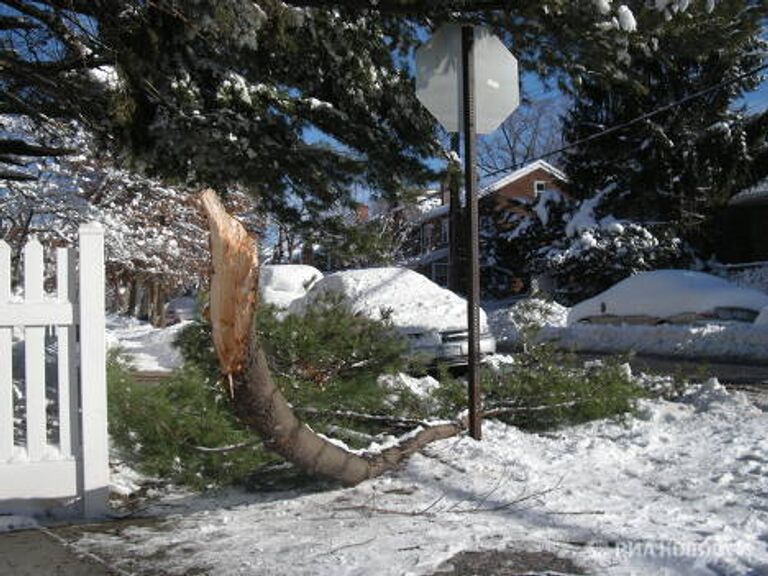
[536, 222, 691, 305]
[487, 183, 692, 304]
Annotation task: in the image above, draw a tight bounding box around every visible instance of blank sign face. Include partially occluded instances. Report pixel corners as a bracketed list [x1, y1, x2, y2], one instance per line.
[415, 25, 519, 134]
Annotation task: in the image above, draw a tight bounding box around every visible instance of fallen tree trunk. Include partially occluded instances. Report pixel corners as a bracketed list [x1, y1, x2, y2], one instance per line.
[198, 189, 464, 485]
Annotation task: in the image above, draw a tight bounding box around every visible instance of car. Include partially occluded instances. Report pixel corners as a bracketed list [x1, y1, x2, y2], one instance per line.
[289, 267, 496, 365]
[567, 269, 768, 326]
[164, 295, 197, 325]
[259, 264, 323, 310]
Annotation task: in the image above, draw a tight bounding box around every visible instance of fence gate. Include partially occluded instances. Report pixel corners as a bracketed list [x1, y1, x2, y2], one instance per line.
[0, 223, 108, 518]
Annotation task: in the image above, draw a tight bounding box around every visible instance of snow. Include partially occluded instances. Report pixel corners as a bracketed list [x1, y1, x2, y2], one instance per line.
[72, 381, 768, 576]
[105, 315, 187, 372]
[260, 264, 323, 309]
[290, 267, 490, 334]
[488, 298, 568, 344]
[0, 515, 38, 534]
[568, 270, 768, 325]
[617, 5, 637, 32]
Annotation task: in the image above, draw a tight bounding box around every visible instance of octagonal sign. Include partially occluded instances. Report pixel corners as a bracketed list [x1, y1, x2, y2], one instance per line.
[415, 24, 519, 134]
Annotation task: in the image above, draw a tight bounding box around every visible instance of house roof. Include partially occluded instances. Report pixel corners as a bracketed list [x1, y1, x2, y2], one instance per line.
[729, 177, 768, 207]
[478, 159, 568, 200]
[415, 159, 567, 223]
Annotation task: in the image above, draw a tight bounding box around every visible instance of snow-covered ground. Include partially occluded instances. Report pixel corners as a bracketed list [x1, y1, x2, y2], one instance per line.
[69, 379, 768, 576]
[105, 315, 187, 372]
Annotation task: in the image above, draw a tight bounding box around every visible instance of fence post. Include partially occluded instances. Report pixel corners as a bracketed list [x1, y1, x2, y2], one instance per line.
[78, 222, 109, 517]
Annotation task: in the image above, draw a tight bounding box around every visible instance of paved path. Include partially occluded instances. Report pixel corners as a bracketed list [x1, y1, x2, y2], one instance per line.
[0, 528, 113, 576]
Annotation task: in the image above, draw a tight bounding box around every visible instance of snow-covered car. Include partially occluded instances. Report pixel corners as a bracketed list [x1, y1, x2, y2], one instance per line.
[164, 296, 197, 325]
[289, 267, 496, 365]
[568, 269, 768, 326]
[260, 264, 323, 309]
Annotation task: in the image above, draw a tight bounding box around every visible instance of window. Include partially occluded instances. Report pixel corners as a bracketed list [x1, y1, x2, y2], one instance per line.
[534, 181, 546, 195]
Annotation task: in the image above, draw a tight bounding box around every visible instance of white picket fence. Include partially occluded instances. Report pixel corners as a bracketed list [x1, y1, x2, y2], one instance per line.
[0, 223, 109, 518]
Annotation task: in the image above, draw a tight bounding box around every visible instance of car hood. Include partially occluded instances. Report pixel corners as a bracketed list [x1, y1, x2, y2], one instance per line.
[289, 267, 489, 333]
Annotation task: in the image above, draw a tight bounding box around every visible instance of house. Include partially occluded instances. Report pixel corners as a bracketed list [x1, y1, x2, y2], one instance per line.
[404, 159, 568, 294]
[717, 177, 768, 264]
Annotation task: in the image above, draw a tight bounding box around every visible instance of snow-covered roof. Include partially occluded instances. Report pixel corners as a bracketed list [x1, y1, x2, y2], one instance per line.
[729, 178, 768, 206]
[479, 159, 568, 200]
[414, 160, 567, 224]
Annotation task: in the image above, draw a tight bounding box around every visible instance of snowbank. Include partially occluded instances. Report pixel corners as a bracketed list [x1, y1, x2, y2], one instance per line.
[72, 382, 768, 575]
[488, 298, 568, 344]
[291, 267, 490, 333]
[106, 315, 186, 372]
[542, 321, 768, 362]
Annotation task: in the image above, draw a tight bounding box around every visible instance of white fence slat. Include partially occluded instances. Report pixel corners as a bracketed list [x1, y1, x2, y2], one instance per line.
[78, 223, 109, 517]
[56, 248, 72, 458]
[67, 249, 80, 461]
[0, 241, 11, 461]
[23, 239, 46, 461]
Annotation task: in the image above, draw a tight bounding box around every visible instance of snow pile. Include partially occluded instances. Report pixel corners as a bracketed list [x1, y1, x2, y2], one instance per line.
[378, 373, 440, 404]
[260, 264, 323, 309]
[0, 515, 38, 534]
[106, 315, 187, 372]
[291, 267, 490, 333]
[488, 298, 568, 344]
[73, 383, 768, 575]
[568, 270, 768, 324]
[722, 264, 768, 293]
[544, 321, 768, 361]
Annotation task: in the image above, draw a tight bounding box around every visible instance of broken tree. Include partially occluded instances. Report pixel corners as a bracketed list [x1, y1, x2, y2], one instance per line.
[198, 189, 463, 485]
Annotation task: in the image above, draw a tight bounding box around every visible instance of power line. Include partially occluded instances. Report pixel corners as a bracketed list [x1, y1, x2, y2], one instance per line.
[482, 61, 768, 179]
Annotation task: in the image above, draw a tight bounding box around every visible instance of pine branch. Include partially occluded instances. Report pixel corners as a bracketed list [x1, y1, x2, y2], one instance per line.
[0, 15, 38, 30]
[0, 170, 37, 182]
[280, 0, 511, 13]
[0, 139, 76, 158]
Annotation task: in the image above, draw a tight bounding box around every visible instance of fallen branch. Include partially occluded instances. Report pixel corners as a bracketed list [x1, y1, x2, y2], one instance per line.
[295, 407, 431, 429]
[192, 439, 262, 453]
[199, 188, 466, 486]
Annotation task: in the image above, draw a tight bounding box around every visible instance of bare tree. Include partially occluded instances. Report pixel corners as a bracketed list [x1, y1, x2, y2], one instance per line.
[478, 98, 567, 175]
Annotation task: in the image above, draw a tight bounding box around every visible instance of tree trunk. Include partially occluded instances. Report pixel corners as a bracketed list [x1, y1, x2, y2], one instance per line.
[198, 189, 464, 485]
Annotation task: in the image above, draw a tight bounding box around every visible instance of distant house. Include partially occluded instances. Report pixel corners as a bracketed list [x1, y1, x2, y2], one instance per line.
[404, 159, 568, 293]
[717, 178, 768, 264]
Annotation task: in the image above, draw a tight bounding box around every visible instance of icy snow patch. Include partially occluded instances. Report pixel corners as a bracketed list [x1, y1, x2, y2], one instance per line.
[72, 385, 768, 576]
[0, 515, 38, 534]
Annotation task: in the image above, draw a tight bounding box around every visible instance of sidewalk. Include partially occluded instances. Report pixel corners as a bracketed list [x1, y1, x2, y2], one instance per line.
[0, 527, 113, 576]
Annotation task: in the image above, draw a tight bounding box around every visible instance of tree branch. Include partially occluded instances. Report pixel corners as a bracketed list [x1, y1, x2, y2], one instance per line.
[0, 139, 76, 158]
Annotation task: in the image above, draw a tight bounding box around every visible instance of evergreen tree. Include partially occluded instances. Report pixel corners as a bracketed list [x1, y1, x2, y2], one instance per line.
[563, 0, 768, 242]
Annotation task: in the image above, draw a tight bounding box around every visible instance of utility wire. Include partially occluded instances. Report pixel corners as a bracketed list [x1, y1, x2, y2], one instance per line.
[482, 61, 768, 179]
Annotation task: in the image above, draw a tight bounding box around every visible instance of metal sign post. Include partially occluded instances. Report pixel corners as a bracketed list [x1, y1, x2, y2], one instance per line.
[416, 24, 519, 441]
[461, 25, 482, 440]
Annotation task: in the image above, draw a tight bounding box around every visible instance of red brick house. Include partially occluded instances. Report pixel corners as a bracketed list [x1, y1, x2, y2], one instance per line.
[405, 159, 568, 293]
